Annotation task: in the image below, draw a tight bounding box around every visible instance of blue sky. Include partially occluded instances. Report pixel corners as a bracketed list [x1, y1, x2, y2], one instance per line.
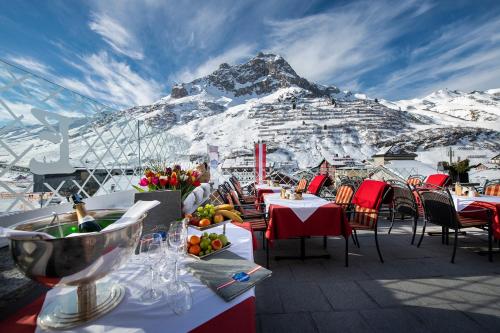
[1, 0, 500, 108]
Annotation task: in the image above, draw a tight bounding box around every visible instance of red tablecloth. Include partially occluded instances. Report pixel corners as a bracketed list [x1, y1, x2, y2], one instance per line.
[0, 295, 255, 333]
[265, 202, 351, 242]
[461, 201, 500, 240]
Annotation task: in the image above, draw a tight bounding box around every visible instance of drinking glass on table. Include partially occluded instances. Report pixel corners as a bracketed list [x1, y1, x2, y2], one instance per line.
[167, 221, 193, 315]
[140, 233, 163, 303]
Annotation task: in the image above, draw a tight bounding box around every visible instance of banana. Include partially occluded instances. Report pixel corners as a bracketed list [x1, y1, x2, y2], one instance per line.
[217, 209, 243, 223]
[215, 204, 234, 211]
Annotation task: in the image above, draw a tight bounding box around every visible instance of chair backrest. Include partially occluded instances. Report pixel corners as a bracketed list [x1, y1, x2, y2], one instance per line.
[335, 184, 355, 205]
[425, 174, 451, 188]
[349, 180, 392, 229]
[407, 175, 424, 187]
[295, 178, 308, 193]
[352, 179, 391, 210]
[416, 187, 459, 229]
[307, 174, 328, 195]
[484, 179, 500, 196]
[387, 179, 418, 217]
[229, 176, 243, 196]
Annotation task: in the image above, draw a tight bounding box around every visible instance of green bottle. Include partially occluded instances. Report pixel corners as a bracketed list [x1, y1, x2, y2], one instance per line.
[71, 194, 102, 233]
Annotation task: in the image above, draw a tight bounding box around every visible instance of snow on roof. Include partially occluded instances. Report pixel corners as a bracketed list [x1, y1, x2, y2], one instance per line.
[383, 159, 436, 179]
[469, 168, 500, 185]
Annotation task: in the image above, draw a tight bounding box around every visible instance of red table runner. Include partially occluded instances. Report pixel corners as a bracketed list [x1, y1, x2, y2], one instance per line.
[265, 202, 351, 242]
[0, 295, 255, 333]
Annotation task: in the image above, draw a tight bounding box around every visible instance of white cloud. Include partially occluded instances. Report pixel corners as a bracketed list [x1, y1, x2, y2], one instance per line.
[73, 52, 163, 107]
[172, 44, 255, 83]
[89, 12, 144, 60]
[371, 16, 500, 98]
[5, 56, 53, 76]
[266, 0, 432, 86]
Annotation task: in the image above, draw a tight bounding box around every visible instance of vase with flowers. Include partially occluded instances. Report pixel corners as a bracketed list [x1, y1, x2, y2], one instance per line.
[133, 163, 202, 233]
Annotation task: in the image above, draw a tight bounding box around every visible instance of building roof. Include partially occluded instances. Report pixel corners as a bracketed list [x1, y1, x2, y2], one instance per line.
[491, 154, 500, 160]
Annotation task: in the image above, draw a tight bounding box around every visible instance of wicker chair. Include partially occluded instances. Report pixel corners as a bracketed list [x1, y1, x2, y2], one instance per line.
[416, 187, 493, 263]
[346, 180, 392, 263]
[386, 180, 419, 244]
[229, 176, 256, 204]
[483, 179, 500, 196]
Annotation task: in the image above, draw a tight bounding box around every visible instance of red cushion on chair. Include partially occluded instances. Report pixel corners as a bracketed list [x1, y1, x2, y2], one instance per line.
[425, 174, 450, 187]
[351, 180, 390, 210]
[307, 175, 328, 195]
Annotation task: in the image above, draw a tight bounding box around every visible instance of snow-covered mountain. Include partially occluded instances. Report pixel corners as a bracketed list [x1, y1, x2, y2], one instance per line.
[2, 52, 499, 170]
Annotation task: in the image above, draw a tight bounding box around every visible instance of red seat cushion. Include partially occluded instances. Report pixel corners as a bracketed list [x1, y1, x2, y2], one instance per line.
[425, 174, 450, 187]
[351, 180, 390, 210]
[307, 175, 328, 195]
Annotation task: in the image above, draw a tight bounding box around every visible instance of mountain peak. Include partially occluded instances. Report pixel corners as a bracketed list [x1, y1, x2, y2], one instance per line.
[170, 52, 339, 99]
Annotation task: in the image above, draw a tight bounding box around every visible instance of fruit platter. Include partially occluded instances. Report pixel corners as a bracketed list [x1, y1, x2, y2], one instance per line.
[186, 204, 243, 231]
[187, 233, 231, 259]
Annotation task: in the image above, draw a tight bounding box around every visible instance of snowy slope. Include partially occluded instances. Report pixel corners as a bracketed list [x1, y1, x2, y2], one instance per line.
[1, 53, 499, 170]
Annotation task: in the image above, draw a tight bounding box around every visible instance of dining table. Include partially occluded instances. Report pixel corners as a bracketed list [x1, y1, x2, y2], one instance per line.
[0, 224, 256, 333]
[453, 194, 500, 240]
[254, 183, 282, 204]
[263, 193, 351, 265]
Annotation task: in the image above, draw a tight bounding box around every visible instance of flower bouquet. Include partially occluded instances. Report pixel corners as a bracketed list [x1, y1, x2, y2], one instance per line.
[133, 163, 202, 233]
[134, 164, 201, 201]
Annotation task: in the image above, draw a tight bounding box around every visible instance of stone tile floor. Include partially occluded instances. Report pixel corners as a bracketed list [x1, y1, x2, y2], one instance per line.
[253, 219, 500, 333]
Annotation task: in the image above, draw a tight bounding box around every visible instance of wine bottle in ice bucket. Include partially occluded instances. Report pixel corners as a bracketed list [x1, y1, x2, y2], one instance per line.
[71, 193, 102, 233]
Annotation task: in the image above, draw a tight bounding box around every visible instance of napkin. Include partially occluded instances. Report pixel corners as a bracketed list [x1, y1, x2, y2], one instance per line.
[101, 200, 160, 232]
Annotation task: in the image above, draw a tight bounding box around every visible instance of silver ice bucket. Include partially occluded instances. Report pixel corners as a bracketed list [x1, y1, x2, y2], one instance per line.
[10, 209, 145, 330]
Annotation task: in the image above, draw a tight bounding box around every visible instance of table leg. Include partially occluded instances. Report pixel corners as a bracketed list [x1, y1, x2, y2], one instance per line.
[275, 237, 330, 261]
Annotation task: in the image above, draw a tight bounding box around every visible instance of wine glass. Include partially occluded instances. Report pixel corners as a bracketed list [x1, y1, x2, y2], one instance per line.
[140, 233, 163, 303]
[167, 222, 192, 314]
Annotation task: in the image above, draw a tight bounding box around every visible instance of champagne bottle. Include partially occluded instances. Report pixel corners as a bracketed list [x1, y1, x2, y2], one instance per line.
[71, 194, 102, 233]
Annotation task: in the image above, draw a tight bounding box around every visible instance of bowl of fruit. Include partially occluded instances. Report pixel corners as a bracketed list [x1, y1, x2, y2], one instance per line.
[187, 233, 231, 259]
[186, 204, 242, 230]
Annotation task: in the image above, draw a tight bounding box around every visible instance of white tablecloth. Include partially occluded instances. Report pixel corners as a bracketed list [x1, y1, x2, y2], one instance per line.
[255, 184, 281, 191]
[452, 194, 500, 211]
[263, 193, 329, 222]
[36, 224, 254, 333]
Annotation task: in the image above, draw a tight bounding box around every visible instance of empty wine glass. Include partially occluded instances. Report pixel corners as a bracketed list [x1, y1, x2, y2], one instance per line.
[140, 233, 163, 303]
[167, 221, 192, 314]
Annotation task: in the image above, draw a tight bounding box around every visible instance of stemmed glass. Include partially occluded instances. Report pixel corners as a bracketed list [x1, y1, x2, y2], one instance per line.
[140, 233, 163, 303]
[167, 221, 192, 315]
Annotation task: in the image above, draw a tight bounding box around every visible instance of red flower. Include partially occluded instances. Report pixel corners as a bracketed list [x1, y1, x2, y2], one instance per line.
[151, 177, 159, 185]
[159, 177, 168, 187]
[193, 180, 201, 187]
[145, 170, 155, 178]
[139, 178, 149, 186]
[170, 175, 178, 187]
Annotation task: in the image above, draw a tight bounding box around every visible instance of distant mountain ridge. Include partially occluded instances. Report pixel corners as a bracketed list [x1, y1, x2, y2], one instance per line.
[3, 52, 499, 169]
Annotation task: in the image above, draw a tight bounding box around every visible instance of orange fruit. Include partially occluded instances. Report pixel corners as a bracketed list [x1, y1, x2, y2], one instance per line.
[189, 235, 200, 245]
[188, 244, 201, 256]
[211, 239, 223, 251]
[199, 219, 211, 227]
[213, 214, 224, 224]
